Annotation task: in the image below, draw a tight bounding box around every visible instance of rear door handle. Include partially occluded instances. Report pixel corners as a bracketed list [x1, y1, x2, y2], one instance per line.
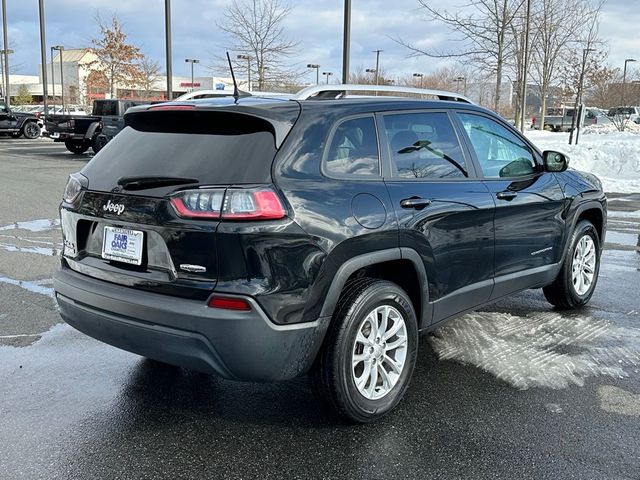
[496, 190, 518, 201]
[400, 197, 431, 210]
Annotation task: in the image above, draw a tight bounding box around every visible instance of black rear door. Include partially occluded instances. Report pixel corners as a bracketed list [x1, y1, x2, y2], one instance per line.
[381, 110, 495, 325]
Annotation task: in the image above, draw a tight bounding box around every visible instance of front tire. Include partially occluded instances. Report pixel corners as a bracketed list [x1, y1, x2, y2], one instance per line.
[543, 220, 601, 309]
[22, 122, 41, 139]
[64, 139, 90, 155]
[310, 278, 418, 423]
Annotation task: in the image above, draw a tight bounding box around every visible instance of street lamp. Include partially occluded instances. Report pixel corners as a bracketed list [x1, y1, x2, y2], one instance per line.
[366, 68, 376, 84]
[454, 76, 466, 93]
[49, 47, 56, 111]
[342, 0, 351, 84]
[2, 0, 9, 107]
[622, 58, 636, 106]
[372, 50, 382, 86]
[185, 58, 200, 92]
[52, 45, 64, 114]
[164, 0, 173, 100]
[322, 71, 333, 84]
[413, 73, 424, 89]
[307, 63, 320, 85]
[0, 48, 13, 102]
[237, 54, 251, 91]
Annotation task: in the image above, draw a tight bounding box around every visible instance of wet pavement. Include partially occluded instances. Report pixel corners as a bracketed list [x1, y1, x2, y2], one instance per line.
[1, 138, 639, 479]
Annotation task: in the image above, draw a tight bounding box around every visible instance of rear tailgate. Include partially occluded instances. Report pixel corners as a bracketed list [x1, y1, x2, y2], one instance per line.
[60, 104, 299, 300]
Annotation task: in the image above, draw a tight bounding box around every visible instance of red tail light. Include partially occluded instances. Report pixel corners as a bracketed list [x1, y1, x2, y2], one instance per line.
[170, 187, 286, 221]
[207, 295, 252, 311]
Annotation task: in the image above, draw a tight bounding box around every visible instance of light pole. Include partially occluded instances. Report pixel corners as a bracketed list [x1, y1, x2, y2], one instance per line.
[456, 76, 466, 93]
[237, 54, 251, 91]
[0, 48, 12, 102]
[307, 63, 320, 85]
[520, 0, 532, 132]
[372, 50, 382, 86]
[50, 47, 56, 111]
[185, 58, 200, 92]
[569, 47, 595, 145]
[164, 0, 173, 100]
[37, 0, 48, 116]
[342, 0, 351, 84]
[2, 0, 10, 108]
[622, 58, 636, 106]
[413, 73, 424, 89]
[322, 71, 333, 85]
[52, 45, 64, 113]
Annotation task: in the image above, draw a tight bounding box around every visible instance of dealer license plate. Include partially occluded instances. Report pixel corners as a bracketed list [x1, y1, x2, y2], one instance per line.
[102, 227, 143, 265]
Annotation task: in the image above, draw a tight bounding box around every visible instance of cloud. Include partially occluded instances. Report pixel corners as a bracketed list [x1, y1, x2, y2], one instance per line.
[1, 0, 636, 82]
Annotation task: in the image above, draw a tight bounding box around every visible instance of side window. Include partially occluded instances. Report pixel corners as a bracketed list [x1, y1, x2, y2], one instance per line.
[325, 116, 379, 177]
[383, 112, 467, 179]
[459, 113, 536, 179]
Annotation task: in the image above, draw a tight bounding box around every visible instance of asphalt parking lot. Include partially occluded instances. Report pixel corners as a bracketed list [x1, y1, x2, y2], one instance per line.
[1, 136, 639, 479]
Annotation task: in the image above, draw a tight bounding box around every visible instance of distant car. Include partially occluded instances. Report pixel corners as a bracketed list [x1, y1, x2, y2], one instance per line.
[607, 106, 640, 122]
[54, 84, 607, 423]
[174, 89, 292, 101]
[543, 107, 609, 132]
[46, 99, 148, 154]
[0, 102, 41, 139]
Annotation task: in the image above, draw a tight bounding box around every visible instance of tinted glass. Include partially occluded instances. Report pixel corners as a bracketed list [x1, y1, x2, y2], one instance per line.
[459, 113, 536, 179]
[384, 112, 467, 179]
[93, 101, 118, 116]
[82, 115, 277, 192]
[325, 116, 379, 177]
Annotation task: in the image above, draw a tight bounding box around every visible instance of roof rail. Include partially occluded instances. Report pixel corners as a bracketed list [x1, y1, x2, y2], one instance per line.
[292, 84, 474, 103]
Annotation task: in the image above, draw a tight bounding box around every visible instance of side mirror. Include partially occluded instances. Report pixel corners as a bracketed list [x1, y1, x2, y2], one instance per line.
[543, 150, 569, 172]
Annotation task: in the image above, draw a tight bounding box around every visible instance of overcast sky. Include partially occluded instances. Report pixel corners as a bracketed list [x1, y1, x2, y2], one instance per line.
[2, 0, 638, 82]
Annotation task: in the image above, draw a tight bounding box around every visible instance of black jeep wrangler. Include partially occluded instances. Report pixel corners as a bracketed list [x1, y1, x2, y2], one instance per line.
[53, 85, 606, 422]
[0, 103, 41, 139]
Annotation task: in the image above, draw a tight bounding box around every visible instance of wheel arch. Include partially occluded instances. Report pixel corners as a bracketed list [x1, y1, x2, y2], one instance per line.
[319, 248, 430, 329]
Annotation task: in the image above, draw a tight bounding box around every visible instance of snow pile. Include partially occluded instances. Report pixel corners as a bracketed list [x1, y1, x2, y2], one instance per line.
[582, 121, 640, 135]
[526, 130, 640, 193]
[430, 311, 640, 390]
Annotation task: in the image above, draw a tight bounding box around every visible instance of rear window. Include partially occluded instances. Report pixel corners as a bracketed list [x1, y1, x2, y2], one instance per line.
[93, 101, 118, 116]
[82, 111, 278, 192]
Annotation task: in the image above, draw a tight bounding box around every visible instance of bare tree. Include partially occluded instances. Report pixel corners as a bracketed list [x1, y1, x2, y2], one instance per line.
[394, 0, 525, 112]
[216, 0, 299, 91]
[89, 15, 144, 97]
[532, 0, 601, 129]
[137, 56, 161, 99]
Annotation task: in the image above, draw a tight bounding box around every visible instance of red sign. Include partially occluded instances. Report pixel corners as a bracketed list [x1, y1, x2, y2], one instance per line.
[179, 82, 201, 87]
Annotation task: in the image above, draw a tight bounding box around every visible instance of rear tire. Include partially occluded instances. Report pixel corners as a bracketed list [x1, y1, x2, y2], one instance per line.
[65, 139, 90, 155]
[22, 122, 41, 139]
[543, 220, 600, 309]
[92, 134, 108, 154]
[310, 278, 418, 423]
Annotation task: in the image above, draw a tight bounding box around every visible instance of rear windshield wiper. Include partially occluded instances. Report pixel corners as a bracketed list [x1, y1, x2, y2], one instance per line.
[117, 176, 199, 191]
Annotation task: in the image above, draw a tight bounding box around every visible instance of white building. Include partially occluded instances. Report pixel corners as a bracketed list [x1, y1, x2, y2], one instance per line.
[5, 48, 242, 106]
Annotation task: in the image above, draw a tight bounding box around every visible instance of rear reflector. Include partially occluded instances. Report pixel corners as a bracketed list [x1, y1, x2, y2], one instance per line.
[207, 296, 252, 311]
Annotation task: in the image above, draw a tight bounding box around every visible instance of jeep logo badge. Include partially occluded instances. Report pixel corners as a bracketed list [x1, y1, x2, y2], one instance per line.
[103, 199, 125, 215]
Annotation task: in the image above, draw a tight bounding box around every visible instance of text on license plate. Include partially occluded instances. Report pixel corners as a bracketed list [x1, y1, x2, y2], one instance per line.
[102, 227, 144, 265]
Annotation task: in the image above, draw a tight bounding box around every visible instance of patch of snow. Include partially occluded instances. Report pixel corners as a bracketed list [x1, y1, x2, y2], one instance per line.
[526, 130, 640, 194]
[430, 311, 640, 390]
[0, 276, 54, 298]
[608, 210, 640, 218]
[0, 218, 60, 232]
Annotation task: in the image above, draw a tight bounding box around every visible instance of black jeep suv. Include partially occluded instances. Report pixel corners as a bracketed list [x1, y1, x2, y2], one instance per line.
[54, 85, 606, 422]
[0, 103, 41, 139]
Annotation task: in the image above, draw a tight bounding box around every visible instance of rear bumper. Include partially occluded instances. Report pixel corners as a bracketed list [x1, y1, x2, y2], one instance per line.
[54, 267, 329, 381]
